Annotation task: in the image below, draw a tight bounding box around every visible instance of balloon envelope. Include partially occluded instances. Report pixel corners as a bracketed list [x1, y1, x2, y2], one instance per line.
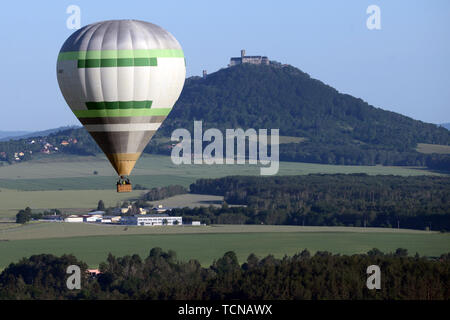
[57, 20, 185, 176]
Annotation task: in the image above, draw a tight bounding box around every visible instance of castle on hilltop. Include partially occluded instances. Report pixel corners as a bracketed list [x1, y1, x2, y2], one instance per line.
[229, 49, 269, 67]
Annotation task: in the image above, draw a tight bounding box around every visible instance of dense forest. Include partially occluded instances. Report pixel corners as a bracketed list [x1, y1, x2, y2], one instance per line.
[0, 248, 448, 300]
[153, 64, 450, 166]
[1, 64, 449, 167]
[426, 155, 450, 172]
[182, 174, 450, 230]
[141, 185, 188, 201]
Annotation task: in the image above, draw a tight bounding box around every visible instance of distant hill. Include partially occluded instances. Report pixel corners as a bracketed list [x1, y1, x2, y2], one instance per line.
[0, 126, 80, 142]
[1, 63, 449, 166]
[439, 123, 450, 130]
[0, 131, 30, 140]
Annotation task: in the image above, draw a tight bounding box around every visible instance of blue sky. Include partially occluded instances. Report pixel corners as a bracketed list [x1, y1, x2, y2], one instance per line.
[0, 0, 449, 131]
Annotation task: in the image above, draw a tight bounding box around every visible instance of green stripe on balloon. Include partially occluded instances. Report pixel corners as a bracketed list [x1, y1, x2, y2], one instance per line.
[78, 57, 157, 68]
[73, 108, 172, 118]
[58, 49, 184, 61]
[86, 100, 153, 110]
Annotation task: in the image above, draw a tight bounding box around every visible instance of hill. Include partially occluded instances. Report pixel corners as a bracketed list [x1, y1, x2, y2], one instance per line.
[439, 123, 450, 130]
[151, 63, 450, 166]
[1, 63, 449, 166]
[0, 126, 80, 142]
[0, 131, 30, 140]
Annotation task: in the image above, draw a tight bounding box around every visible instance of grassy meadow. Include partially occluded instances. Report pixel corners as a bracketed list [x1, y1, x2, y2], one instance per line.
[0, 154, 443, 218]
[0, 154, 442, 191]
[416, 143, 450, 154]
[0, 224, 448, 269]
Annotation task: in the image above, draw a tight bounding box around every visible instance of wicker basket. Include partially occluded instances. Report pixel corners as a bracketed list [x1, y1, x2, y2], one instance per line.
[117, 184, 132, 193]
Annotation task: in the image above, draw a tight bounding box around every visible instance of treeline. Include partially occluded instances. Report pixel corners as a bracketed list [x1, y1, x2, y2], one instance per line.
[15, 207, 62, 224]
[279, 141, 441, 166]
[426, 155, 450, 171]
[141, 185, 188, 201]
[186, 174, 450, 231]
[0, 248, 449, 300]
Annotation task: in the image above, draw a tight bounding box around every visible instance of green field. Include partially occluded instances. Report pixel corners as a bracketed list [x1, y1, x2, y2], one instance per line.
[0, 224, 448, 269]
[0, 188, 145, 218]
[0, 222, 433, 241]
[0, 154, 442, 191]
[0, 154, 445, 218]
[416, 143, 450, 154]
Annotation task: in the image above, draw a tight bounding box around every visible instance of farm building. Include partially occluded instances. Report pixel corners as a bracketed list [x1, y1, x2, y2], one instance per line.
[83, 215, 102, 223]
[152, 204, 171, 213]
[87, 269, 101, 277]
[64, 215, 83, 223]
[41, 215, 62, 222]
[121, 214, 182, 226]
[88, 211, 105, 216]
[83, 214, 120, 223]
[103, 216, 122, 223]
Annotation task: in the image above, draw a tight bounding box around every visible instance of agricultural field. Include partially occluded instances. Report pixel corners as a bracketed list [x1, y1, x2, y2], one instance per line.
[0, 154, 442, 191]
[0, 153, 448, 270]
[0, 222, 432, 241]
[0, 188, 145, 218]
[0, 191, 223, 219]
[0, 154, 445, 218]
[0, 224, 448, 269]
[416, 143, 450, 154]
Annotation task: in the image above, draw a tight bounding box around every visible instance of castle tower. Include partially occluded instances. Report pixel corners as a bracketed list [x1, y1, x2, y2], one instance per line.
[241, 49, 246, 58]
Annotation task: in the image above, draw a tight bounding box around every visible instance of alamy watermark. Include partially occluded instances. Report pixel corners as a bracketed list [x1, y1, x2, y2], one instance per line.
[66, 5, 81, 30]
[366, 5, 381, 30]
[366, 265, 381, 289]
[66, 265, 81, 290]
[170, 121, 279, 175]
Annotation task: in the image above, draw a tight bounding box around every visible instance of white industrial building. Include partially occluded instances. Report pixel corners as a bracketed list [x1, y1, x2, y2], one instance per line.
[83, 215, 102, 223]
[121, 214, 182, 226]
[64, 215, 83, 223]
[88, 211, 105, 216]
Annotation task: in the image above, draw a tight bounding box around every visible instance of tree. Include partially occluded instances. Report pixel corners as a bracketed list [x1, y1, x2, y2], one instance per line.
[367, 248, 384, 257]
[16, 207, 32, 224]
[162, 219, 168, 225]
[394, 248, 408, 257]
[97, 200, 105, 211]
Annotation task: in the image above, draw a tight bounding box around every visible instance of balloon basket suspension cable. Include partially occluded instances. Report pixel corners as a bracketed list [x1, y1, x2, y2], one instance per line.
[116, 175, 132, 193]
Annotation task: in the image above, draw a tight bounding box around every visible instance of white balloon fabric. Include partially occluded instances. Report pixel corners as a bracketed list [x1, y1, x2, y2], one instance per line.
[57, 19, 186, 176]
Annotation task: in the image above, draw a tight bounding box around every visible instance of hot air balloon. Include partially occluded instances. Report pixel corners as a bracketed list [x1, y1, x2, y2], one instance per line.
[56, 20, 186, 192]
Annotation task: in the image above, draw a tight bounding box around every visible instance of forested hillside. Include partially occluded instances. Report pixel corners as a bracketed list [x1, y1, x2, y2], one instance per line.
[2, 63, 450, 166]
[152, 63, 450, 166]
